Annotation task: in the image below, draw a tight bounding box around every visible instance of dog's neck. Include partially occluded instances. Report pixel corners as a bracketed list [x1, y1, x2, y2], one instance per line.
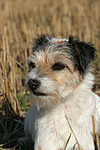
[78, 71, 94, 91]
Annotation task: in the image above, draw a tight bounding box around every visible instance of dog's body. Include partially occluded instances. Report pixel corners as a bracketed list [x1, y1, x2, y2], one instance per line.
[21, 35, 100, 149]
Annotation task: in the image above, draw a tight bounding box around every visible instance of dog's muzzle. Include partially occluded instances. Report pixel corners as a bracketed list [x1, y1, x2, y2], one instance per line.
[28, 79, 47, 96]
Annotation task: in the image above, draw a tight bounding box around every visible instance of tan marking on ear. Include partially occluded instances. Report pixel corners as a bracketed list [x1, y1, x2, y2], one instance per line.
[57, 40, 66, 44]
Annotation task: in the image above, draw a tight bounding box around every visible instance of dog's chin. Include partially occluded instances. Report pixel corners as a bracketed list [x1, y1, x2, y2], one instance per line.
[28, 90, 59, 109]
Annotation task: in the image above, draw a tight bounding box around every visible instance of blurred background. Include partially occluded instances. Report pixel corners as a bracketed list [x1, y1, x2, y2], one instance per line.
[0, 0, 100, 149]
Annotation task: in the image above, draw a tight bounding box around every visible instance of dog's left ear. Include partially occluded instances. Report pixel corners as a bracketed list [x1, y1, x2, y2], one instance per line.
[32, 34, 52, 52]
[68, 36, 96, 75]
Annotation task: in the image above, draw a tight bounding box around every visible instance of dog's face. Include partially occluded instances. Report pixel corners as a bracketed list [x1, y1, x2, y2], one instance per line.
[26, 35, 95, 108]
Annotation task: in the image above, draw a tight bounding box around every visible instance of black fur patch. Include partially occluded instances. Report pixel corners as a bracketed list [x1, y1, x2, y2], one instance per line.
[32, 34, 52, 52]
[68, 36, 96, 74]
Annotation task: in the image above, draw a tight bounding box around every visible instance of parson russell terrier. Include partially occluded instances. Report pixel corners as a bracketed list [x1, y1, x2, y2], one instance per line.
[20, 35, 100, 149]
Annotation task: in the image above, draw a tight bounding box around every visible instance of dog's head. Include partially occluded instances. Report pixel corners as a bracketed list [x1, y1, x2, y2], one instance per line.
[26, 35, 96, 108]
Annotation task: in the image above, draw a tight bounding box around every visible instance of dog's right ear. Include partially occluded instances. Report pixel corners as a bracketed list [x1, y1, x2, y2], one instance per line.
[68, 36, 96, 75]
[32, 35, 52, 52]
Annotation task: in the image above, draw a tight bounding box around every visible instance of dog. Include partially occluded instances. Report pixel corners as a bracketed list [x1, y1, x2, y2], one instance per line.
[21, 35, 100, 150]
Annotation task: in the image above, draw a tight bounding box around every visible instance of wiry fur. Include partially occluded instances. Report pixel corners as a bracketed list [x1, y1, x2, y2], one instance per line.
[19, 35, 100, 150]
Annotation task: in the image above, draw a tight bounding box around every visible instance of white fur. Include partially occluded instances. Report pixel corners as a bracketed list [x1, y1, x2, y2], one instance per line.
[23, 73, 100, 150]
[51, 38, 68, 44]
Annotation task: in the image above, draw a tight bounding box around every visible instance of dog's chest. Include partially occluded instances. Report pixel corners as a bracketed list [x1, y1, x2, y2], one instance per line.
[35, 106, 75, 149]
[35, 98, 95, 149]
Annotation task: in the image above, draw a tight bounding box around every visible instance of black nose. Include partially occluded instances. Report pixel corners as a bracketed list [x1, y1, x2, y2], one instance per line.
[28, 79, 41, 91]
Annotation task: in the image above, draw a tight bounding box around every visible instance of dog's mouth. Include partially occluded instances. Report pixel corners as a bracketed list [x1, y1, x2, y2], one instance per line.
[31, 90, 47, 96]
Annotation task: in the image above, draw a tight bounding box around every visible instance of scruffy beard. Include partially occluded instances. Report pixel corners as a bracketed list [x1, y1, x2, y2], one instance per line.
[26, 77, 58, 108]
[26, 78, 77, 109]
[28, 93, 59, 110]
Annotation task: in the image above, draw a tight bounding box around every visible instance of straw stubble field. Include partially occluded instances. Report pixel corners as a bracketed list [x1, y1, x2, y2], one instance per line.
[0, 0, 100, 149]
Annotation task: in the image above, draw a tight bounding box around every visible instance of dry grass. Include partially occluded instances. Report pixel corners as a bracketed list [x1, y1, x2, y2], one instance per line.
[0, 0, 100, 149]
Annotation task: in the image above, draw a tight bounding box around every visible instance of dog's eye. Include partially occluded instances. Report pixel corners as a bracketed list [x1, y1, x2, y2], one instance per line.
[28, 62, 36, 70]
[52, 63, 65, 71]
